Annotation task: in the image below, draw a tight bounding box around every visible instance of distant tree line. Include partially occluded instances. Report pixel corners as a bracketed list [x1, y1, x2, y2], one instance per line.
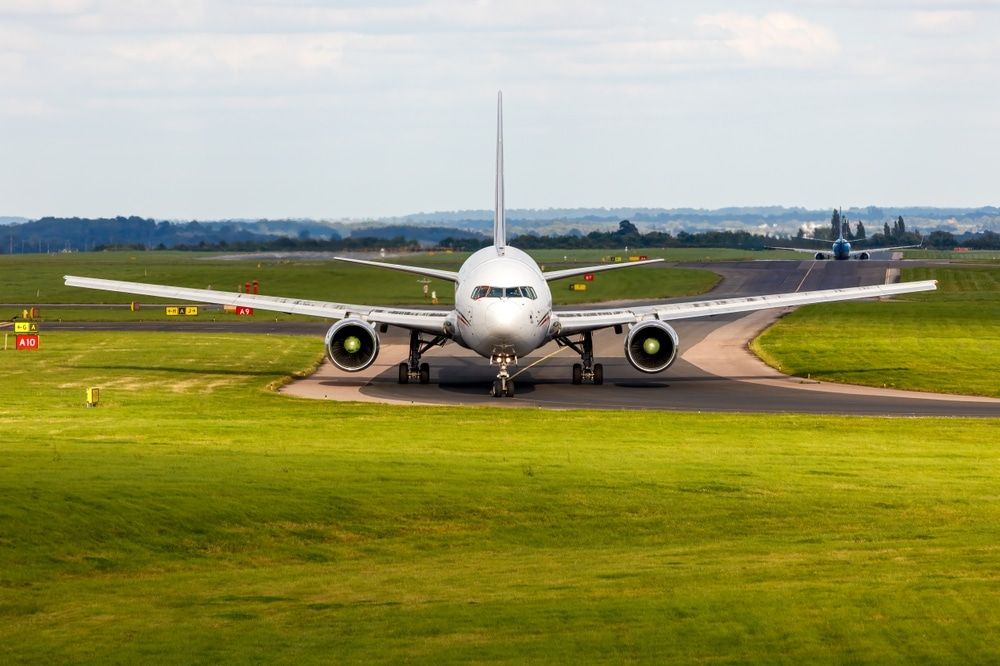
[3, 214, 999, 255]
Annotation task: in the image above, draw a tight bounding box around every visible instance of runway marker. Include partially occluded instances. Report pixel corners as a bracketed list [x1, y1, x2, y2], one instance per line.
[794, 261, 817, 293]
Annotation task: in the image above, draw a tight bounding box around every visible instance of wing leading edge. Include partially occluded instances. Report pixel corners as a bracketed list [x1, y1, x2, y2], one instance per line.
[63, 275, 450, 334]
[552, 279, 937, 335]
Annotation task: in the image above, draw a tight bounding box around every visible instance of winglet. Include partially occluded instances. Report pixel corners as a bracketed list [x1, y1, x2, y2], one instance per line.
[494, 91, 506, 256]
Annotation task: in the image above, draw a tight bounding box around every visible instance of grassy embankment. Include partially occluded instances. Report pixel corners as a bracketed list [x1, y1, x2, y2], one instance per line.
[0, 251, 718, 321]
[1, 331, 999, 663]
[752, 266, 1000, 397]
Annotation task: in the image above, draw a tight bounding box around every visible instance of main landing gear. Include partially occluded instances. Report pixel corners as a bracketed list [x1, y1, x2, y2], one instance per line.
[490, 346, 517, 398]
[397, 330, 447, 385]
[556, 330, 604, 385]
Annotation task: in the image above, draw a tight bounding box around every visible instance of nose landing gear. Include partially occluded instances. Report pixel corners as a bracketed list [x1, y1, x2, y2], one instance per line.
[490, 346, 517, 398]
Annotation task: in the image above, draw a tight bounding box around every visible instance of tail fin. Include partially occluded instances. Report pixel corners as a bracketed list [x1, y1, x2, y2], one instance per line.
[494, 91, 506, 255]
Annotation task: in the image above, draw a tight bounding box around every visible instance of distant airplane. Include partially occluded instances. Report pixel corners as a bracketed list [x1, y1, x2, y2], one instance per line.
[65, 93, 938, 397]
[770, 226, 921, 260]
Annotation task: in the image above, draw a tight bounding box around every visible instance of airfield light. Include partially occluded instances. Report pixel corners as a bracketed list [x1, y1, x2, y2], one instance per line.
[643, 338, 661, 355]
[343, 336, 362, 354]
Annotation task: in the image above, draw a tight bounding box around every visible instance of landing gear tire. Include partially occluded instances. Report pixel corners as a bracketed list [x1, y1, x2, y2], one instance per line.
[572, 363, 583, 385]
[593, 363, 604, 385]
[398, 362, 409, 384]
[491, 379, 503, 398]
[504, 380, 515, 398]
[419, 362, 430, 384]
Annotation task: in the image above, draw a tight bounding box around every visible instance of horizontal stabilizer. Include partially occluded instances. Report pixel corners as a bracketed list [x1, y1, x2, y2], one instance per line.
[333, 256, 460, 282]
[542, 258, 664, 281]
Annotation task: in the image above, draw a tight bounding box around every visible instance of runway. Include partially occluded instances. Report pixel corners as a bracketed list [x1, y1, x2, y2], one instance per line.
[277, 259, 1000, 416]
[45, 260, 1000, 416]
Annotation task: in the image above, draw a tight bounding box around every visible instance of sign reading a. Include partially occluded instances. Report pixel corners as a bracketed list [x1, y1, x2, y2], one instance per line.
[15, 334, 39, 350]
[14, 322, 38, 333]
[166, 306, 199, 316]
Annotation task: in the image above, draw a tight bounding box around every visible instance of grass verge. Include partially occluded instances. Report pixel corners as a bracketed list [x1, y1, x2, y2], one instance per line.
[752, 267, 1000, 397]
[0, 331, 998, 663]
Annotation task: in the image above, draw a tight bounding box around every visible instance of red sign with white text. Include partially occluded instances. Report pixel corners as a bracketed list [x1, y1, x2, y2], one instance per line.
[236, 306, 254, 316]
[15, 334, 40, 350]
[583, 273, 594, 281]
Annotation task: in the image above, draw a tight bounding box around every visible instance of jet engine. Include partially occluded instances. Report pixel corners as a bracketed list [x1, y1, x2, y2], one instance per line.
[624, 320, 679, 373]
[857, 251, 870, 260]
[814, 252, 828, 260]
[325, 319, 379, 371]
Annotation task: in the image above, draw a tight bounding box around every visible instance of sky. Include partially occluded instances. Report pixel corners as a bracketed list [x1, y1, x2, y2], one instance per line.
[1, 0, 998, 220]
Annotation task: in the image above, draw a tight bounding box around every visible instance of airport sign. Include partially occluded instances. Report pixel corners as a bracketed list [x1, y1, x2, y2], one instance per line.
[166, 306, 199, 316]
[15, 334, 39, 350]
[14, 322, 38, 333]
[236, 306, 254, 316]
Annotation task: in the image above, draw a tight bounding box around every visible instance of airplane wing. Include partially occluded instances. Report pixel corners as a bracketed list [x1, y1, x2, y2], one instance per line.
[63, 276, 450, 334]
[333, 257, 459, 282]
[541, 258, 664, 281]
[552, 280, 937, 336]
[766, 246, 824, 254]
[853, 244, 922, 254]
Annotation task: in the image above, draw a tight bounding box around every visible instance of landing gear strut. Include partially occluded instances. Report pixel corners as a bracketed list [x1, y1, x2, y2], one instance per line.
[489, 346, 517, 398]
[557, 330, 604, 385]
[397, 330, 446, 384]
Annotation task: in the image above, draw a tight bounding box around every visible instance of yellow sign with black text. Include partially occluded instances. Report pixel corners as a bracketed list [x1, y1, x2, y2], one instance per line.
[14, 322, 38, 333]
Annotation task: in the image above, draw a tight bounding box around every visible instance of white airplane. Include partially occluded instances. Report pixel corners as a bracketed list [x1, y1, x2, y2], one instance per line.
[770, 226, 921, 260]
[65, 93, 938, 398]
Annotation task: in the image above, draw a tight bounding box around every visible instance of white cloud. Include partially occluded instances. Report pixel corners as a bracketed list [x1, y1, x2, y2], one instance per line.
[696, 12, 840, 65]
[0, 0, 91, 15]
[1, 1, 999, 216]
[909, 9, 976, 33]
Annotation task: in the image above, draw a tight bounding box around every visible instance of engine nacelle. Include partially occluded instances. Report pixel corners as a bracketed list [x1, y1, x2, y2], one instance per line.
[325, 319, 379, 371]
[814, 252, 828, 260]
[857, 251, 870, 260]
[624, 320, 679, 373]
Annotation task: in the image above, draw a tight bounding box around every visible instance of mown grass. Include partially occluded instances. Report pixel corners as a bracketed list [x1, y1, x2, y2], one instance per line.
[905, 249, 1000, 263]
[0, 251, 718, 320]
[1, 331, 999, 663]
[752, 266, 1000, 397]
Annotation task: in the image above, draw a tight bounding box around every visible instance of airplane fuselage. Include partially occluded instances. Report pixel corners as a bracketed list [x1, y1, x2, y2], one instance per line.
[831, 238, 851, 260]
[452, 246, 553, 358]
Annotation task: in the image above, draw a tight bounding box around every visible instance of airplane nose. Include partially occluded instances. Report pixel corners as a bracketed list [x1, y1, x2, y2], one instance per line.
[484, 300, 523, 340]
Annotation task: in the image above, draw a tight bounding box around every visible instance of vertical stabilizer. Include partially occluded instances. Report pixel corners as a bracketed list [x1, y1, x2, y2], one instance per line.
[494, 91, 506, 255]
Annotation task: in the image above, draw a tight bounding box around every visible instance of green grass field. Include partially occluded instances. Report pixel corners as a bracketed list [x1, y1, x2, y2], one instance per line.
[752, 267, 1000, 397]
[1, 251, 719, 321]
[904, 249, 1000, 263]
[1, 332, 999, 663]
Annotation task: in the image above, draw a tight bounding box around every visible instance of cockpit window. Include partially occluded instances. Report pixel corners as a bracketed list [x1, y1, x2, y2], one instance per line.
[472, 285, 538, 300]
